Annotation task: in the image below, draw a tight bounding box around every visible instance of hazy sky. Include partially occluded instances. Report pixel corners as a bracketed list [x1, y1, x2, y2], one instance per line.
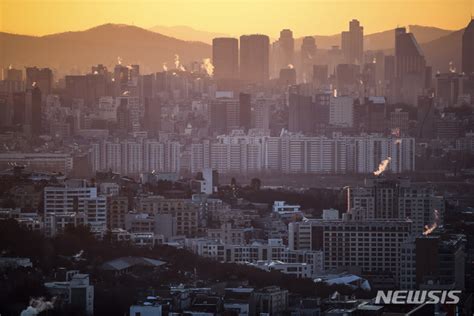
[1, 0, 473, 37]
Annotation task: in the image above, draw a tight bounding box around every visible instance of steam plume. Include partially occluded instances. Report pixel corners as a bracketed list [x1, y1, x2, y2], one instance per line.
[373, 157, 391, 176]
[174, 54, 180, 69]
[117, 56, 122, 65]
[20, 297, 55, 316]
[423, 209, 440, 236]
[287, 64, 294, 69]
[201, 58, 214, 76]
[162, 62, 168, 71]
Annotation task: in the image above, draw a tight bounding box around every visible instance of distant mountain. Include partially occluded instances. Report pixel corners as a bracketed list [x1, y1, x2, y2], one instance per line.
[149, 25, 229, 44]
[295, 25, 454, 51]
[0, 24, 211, 77]
[421, 29, 463, 73]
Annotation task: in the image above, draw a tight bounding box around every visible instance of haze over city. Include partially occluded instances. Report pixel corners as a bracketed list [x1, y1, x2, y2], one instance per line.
[1, 1, 474, 316]
[1, 0, 473, 37]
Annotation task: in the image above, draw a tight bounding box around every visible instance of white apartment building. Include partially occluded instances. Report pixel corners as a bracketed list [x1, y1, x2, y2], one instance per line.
[90, 138, 181, 175]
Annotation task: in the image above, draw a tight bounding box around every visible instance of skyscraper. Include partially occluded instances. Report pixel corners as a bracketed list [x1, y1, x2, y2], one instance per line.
[300, 37, 317, 82]
[240, 34, 270, 84]
[25, 67, 53, 96]
[462, 19, 474, 75]
[276, 29, 295, 69]
[395, 27, 427, 105]
[341, 19, 364, 64]
[212, 37, 239, 80]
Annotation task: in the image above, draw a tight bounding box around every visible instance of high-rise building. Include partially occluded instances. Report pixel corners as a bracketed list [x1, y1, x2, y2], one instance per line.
[276, 29, 295, 70]
[329, 95, 354, 128]
[349, 178, 444, 234]
[341, 19, 364, 64]
[4, 67, 22, 81]
[288, 213, 411, 280]
[435, 72, 467, 107]
[239, 93, 251, 131]
[240, 34, 270, 84]
[395, 27, 426, 105]
[212, 37, 239, 80]
[24, 86, 42, 135]
[300, 37, 317, 83]
[462, 19, 474, 75]
[25, 67, 53, 96]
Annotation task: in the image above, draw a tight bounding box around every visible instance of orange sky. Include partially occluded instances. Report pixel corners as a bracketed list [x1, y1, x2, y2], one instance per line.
[1, 0, 472, 38]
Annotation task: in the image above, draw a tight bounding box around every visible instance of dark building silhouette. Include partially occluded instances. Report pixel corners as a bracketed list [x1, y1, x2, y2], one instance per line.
[4, 67, 22, 81]
[279, 68, 296, 86]
[144, 97, 161, 136]
[395, 27, 426, 105]
[341, 19, 364, 64]
[25, 67, 52, 96]
[301, 37, 317, 82]
[212, 38, 239, 80]
[462, 19, 474, 75]
[240, 34, 270, 84]
[239, 93, 251, 131]
[25, 86, 42, 135]
[65, 73, 107, 105]
[276, 29, 295, 70]
[313, 65, 328, 85]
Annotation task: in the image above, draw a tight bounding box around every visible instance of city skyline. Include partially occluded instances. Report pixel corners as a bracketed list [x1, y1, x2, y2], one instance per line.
[1, 0, 473, 38]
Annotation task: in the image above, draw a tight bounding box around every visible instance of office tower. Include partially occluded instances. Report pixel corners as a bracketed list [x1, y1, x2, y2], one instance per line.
[349, 178, 444, 233]
[240, 34, 270, 84]
[395, 27, 426, 105]
[288, 214, 411, 279]
[462, 19, 474, 75]
[276, 29, 295, 70]
[4, 67, 22, 81]
[279, 68, 296, 86]
[313, 65, 328, 86]
[239, 93, 251, 131]
[212, 37, 239, 80]
[435, 72, 467, 107]
[341, 19, 364, 64]
[209, 97, 240, 134]
[329, 95, 354, 128]
[144, 97, 161, 135]
[0, 93, 12, 127]
[254, 100, 271, 130]
[390, 108, 409, 133]
[362, 96, 386, 133]
[301, 37, 317, 82]
[24, 86, 42, 135]
[335, 64, 360, 93]
[115, 96, 140, 133]
[288, 93, 315, 134]
[25, 67, 53, 96]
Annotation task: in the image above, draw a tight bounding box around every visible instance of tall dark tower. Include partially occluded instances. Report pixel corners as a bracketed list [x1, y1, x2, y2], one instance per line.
[341, 19, 364, 64]
[240, 34, 270, 84]
[212, 37, 239, 80]
[277, 29, 295, 69]
[462, 19, 474, 75]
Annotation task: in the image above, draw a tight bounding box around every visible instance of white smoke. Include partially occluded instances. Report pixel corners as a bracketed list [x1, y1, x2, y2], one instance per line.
[117, 56, 122, 65]
[32, 81, 37, 88]
[449, 61, 456, 73]
[162, 62, 168, 71]
[423, 209, 440, 236]
[20, 297, 55, 316]
[373, 157, 391, 176]
[287, 64, 294, 69]
[174, 54, 180, 69]
[201, 58, 214, 76]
